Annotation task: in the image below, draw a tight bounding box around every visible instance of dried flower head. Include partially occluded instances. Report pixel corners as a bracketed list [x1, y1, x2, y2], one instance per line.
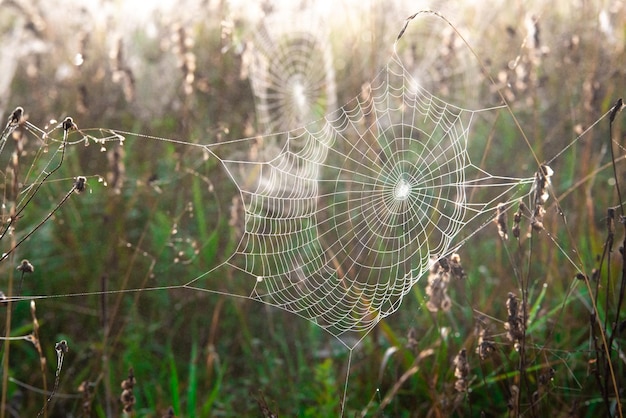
[120, 368, 136, 414]
[476, 326, 496, 360]
[62, 117, 77, 132]
[495, 202, 508, 240]
[512, 201, 526, 239]
[78, 380, 95, 416]
[453, 348, 470, 392]
[531, 205, 545, 232]
[74, 176, 87, 193]
[505, 292, 526, 350]
[7, 106, 24, 127]
[448, 253, 466, 280]
[406, 327, 418, 351]
[17, 259, 34, 273]
[55, 340, 69, 354]
[426, 258, 451, 312]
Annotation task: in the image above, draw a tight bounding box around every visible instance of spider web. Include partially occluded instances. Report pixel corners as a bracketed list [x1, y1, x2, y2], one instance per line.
[243, 6, 337, 133]
[181, 17, 536, 339]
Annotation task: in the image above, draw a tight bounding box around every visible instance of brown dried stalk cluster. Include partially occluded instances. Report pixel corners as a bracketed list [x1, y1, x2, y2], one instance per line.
[475, 323, 496, 361]
[530, 164, 553, 232]
[453, 348, 470, 392]
[425, 253, 466, 312]
[120, 368, 136, 414]
[172, 25, 197, 96]
[493, 16, 549, 106]
[111, 38, 136, 103]
[495, 165, 553, 240]
[505, 292, 527, 351]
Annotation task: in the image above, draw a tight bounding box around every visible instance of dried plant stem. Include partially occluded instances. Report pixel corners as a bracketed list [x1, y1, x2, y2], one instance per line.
[30, 301, 48, 418]
[0, 264, 13, 418]
[0, 119, 72, 247]
[374, 349, 435, 414]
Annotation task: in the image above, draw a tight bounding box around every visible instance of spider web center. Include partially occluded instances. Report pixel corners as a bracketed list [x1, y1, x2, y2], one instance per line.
[393, 177, 412, 200]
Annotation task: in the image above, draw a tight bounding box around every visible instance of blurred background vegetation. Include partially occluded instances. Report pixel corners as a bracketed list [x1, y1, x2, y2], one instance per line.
[1, 0, 626, 416]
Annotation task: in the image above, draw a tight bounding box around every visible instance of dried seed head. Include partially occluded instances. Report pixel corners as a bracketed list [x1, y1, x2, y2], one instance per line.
[7, 106, 24, 127]
[453, 348, 470, 392]
[609, 98, 624, 123]
[55, 340, 69, 354]
[505, 292, 526, 349]
[532, 165, 553, 206]
[512, 201, 525, 239]
[17, 259, 34, 273]
[477, 339, 496, 360]
[531, 205, 545, 232]
[508, 385, 519, 411]
[476, 325, 496, 360]
[62, 117, 77, 132]
[449, 253, 466, 280]
[406, 327, 418, 351]
[426, 258, 451, 312]
[120, 368, 136, 414]
[120, 389, 134, 404]
[438, 256, 450, 272]
[74, 176, 87, 193]
[495, 202, 508, 240]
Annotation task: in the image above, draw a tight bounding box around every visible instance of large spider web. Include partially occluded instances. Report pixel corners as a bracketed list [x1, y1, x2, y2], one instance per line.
[181, 14, 537, 339]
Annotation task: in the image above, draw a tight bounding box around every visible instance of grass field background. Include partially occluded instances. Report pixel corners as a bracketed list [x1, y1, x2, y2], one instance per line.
[1, 0, 626, 416]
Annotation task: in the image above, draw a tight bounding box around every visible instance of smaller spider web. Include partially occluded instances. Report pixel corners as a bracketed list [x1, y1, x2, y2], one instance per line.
[186, 34, 537, 339]
[245, 7, 337, 133]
